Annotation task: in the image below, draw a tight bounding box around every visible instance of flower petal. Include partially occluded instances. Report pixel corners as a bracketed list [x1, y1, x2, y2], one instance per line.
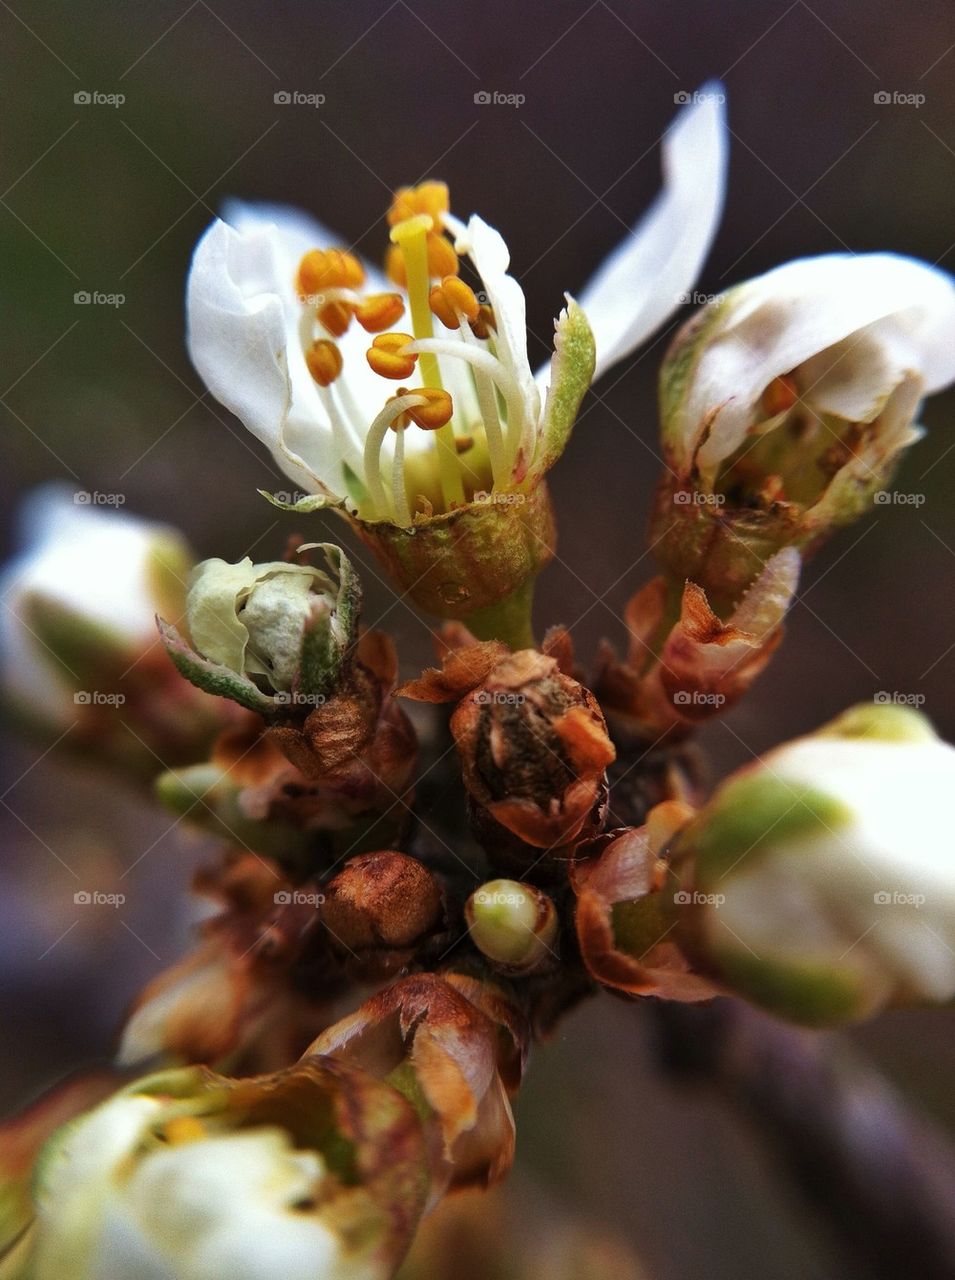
[576, 82, 728, 381]
[683, 253, 955, 476]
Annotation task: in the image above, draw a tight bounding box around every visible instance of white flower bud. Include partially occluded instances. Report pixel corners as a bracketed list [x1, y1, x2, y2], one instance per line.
[674, 704, 955, 1024]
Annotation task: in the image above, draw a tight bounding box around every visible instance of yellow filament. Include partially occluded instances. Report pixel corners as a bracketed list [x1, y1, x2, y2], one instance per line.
[390, 215, 464, 508]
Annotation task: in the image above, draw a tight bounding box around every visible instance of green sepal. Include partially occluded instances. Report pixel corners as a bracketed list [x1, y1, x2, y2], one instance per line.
[714, 945, 870, 1027]
[258, 489, 336, 514]
[296, 544, 361, 700]
[683, 774, 852, 885]
[157, 618, 279, 715]
[528, 297, 595, 483]
[819, 702, 937, 745]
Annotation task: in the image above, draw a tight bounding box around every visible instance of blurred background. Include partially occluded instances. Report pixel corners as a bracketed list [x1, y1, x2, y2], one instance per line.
[2, 1, 955, 1276]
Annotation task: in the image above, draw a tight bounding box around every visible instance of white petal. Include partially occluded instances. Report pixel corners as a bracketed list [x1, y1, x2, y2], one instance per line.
[687, 253, 955, 475]
[456, 215, 540, 452]
[576, 82, 728, 381]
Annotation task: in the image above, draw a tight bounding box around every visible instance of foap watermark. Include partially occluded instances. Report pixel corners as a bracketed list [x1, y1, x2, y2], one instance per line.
[74, 691, 126, 707]
[274, 889, 325, 907]
[874, 691, 925, 708]
[874, 890, 925, 907]
[74, 89, 125, 107]
[472, 490, 526, 506]
[874, 90, 925, 108]
[274, 90, 326, 107]
[674, 88, 725, 106]
[269, 490, 312, 506]
[673, 490, 725, 506]
[673, 690, 726, 708]
[874, 489, 925, 506]
[474, 90, 525, 107]
[673, 890, 726, 907]
[74, 889, 126, 907]
[74, 490, 125, 507]
[272, 691, 327, 709]
[678, 289, 718, 306]
[474, 888, 526, 907]
[475, 690, 526, 706]
[74, 290, 125, 307]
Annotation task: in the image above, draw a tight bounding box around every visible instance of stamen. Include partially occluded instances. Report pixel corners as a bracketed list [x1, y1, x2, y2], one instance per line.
[426, 232, 459, 279]
[355, 293, 405, 333]
[762, 374, 799, 417]
[390, 214, 465, 508]
[401, 387, 454, 432]
[367, 332, 418, 380]
[363, 392, 428, 522]
[457, 321, 507, 486]
[388, 180, 449, 229]
[471, 304, 497, 340]
[391, 423, 411, 526]
[305, 339, 343, 387]
[404, 337, 525, 477]
[429, 276, 480, 330]
[318, 301, 353, 338]
[297, 248, 365, 298]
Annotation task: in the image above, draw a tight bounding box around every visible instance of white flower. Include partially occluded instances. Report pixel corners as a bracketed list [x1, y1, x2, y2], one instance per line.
[25, 1065, 426, 1280]
[187, 86, 727, 528]
[0, 485, 191, 726]
[662, 252, 955, 491]
[678, 704, 955, 1023]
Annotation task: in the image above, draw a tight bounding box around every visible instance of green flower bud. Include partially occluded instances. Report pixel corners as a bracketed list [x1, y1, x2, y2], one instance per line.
[465, 879, 558, 972]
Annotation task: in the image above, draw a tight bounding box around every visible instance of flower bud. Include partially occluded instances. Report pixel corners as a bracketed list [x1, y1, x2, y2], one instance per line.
[671, 703, 955, 1024]
[400, 640, 615, 858]
[310, 973, 526, 1195]
[320, 851, 444, 976]
[0, 485, 225, 771]
[465, 879, 558, 973]
[652, 254, 955, 598]
[16, 1060, 428, 1280]
[160, 543, 360, 717]
[596, 549, 799, 740]
[571, 809, 717, 1001]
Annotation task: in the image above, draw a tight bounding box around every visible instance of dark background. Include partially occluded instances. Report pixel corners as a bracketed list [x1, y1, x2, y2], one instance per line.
[2, 3, 955, 1277]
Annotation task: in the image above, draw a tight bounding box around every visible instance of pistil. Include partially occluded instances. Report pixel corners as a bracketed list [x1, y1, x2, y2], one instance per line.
[389, 214, 465, 508]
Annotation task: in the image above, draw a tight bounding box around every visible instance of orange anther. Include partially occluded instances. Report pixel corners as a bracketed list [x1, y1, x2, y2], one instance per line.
[471, 304, 497, 340]
[297, 248, 365, 297]
[425, 232, 459, 279]
[429, 276, 480, 329]
[367, 332, 418, 380]
[388, 180, 450, 229]
[305, 339, 343, 387]
[355, 292, 406, 333]
[318, 301, 354, 337]
[403, 387, 454, 431]
[761, 373, 799, 417]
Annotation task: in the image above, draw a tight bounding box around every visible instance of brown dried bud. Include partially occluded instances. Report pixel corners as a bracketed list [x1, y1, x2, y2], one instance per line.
[320, 851, 443, 975]
[572, 809, 718, 1002]
[308, 973, 527, 1195]
[595, 550, 798, 742]
[401, 642, 615, 856]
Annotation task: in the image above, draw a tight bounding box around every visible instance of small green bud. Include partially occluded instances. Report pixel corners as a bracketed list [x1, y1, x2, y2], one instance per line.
[465, 878, 558, 972]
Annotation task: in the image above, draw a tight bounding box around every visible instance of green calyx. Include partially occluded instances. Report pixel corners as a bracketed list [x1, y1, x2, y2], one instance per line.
[818, 702, 937, 745]
[680, 773, 852, 886]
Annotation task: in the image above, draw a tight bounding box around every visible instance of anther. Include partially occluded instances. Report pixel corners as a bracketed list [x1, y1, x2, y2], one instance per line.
[429, 276, 480, 329]
[367, 332, 418, 379]
[355, 293, 406, 333]
[297, 248, 365, 297]
[305, 339, 343, 387]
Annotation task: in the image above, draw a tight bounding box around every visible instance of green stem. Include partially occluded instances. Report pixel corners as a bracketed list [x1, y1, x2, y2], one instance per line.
[463, 576, 537, 650]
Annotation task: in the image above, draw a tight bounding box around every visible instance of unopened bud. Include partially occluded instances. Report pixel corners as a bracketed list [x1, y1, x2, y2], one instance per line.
[465, 879, 558, 972]
[320, 851, 442, 973]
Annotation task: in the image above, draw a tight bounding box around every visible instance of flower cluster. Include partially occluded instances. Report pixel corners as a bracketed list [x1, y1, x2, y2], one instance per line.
[4, 80, 955, 1279]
